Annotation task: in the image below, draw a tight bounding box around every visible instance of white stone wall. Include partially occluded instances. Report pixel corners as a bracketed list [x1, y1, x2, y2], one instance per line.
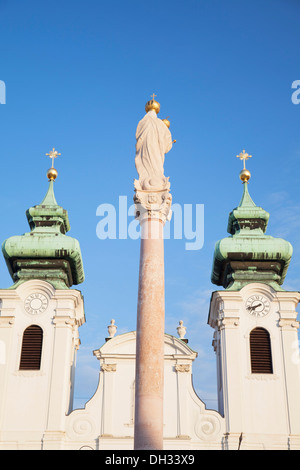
[0, 280, 85, 450]
[209, 282, 300, 450]
[0, 283, 225, 450]
[4, 279, 299, 450]
[64, 331, 225, 450]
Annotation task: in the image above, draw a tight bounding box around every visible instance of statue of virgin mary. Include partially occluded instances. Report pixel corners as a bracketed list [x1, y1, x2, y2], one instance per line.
[135, 99, 173, 191]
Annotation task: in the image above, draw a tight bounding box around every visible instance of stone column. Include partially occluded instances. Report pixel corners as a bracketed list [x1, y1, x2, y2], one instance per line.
[133, 187, 172, 450]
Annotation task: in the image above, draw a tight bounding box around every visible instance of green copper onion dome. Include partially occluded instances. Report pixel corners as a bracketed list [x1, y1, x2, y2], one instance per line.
[2, 151, 84, 289]
[211, 155, 293, 291]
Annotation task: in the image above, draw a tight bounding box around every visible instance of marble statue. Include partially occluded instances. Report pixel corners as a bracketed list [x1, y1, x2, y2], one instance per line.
[135, 107, 173, 191]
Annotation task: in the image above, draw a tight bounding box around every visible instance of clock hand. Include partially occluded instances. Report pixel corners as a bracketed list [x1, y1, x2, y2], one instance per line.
[246, 303, 262, 311]
[252, 303, 262, 310]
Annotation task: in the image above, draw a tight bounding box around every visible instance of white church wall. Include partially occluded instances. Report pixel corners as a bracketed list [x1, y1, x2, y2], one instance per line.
[209, 282, 300, 449]
[0, 280, 85, 450]
[64, 331, 225, 450]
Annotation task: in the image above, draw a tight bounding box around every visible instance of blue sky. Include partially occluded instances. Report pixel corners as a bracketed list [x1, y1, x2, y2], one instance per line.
[1, 0, 300, 409]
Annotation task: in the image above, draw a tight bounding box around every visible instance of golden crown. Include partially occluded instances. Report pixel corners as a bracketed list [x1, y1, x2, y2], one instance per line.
[145, 93, 160, 114]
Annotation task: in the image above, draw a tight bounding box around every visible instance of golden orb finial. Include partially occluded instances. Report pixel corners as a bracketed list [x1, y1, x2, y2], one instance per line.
[162, 116, 170, 128]
[236, 149, 252, 183]
[45, 147, 61, 181]
[47, 167, 58, 181]
[162, 116, 176, 143]
[145, 93, 160, 114]
[239, 168, 251, 183]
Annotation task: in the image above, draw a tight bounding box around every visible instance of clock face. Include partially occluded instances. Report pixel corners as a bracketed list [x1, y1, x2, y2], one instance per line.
[246, 294, 270, 317]
[24, 293, 48, 315]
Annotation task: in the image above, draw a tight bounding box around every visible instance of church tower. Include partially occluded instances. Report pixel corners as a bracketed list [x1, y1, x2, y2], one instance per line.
[208, 151, 300, 450]
[0, 150, 85, 450]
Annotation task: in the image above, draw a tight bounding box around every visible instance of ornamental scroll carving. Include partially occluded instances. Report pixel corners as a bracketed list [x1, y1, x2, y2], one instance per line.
[66, 413, 97, 441]
[217, 317, 239, 330]
[175, 364, 191, 373]
[101, 363, 117, 372]
[279, 319, 299, 330]
[195, 414, 222, 441]
[134, 188, 172, 224]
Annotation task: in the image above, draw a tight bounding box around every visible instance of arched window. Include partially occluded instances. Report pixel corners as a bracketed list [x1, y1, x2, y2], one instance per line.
[250, 327, 273, 374]
[19, 325, 43, 370]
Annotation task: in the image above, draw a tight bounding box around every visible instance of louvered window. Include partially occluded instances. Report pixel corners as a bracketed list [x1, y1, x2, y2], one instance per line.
[19, 325, 43, 370]
[250, 327, 273, 374]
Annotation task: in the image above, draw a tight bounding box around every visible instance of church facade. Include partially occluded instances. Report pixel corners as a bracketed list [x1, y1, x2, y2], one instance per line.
[0, 149, 300, 450]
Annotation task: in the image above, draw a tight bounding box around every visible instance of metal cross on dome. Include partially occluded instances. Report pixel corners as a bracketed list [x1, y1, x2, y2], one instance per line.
[46, 148, 61, 168]
[237, 149, 252, 169]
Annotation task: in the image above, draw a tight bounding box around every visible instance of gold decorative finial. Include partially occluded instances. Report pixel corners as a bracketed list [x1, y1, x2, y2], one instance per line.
[45, 147, 61, 181]
[162, 116, 176, 143]
[237, 149, 252, 183]
[145, 93, 160, 114]
[162, 116, 170, 128]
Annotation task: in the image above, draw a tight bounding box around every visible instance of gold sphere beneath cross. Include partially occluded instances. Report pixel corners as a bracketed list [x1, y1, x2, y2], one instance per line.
[240, 168, 251, 183]
[145, 99, 160, 114]
[47, 167, 58, 181]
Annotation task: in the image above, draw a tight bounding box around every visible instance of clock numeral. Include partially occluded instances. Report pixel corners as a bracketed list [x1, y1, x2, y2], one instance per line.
[24, 293, 48, 315]
[246, 295, 270, 318]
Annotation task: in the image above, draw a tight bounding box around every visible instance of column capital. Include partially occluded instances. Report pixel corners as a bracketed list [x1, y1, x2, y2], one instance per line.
[134, 187, 172, 225]
[0, 316, 15, 327]
[217, 317, 240, 330]
[278, 319, 299, 330]
[101, 363, 117, 372]
[52, 316, 77, 328]
[175, 364, 191, 373]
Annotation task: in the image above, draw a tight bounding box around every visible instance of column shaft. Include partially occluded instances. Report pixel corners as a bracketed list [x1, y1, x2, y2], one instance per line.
[134, 218, 165, 450]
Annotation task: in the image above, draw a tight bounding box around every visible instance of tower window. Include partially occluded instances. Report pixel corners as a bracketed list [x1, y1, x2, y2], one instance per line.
[19, 325, 43, 370]
[250, 327, 273, 374]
